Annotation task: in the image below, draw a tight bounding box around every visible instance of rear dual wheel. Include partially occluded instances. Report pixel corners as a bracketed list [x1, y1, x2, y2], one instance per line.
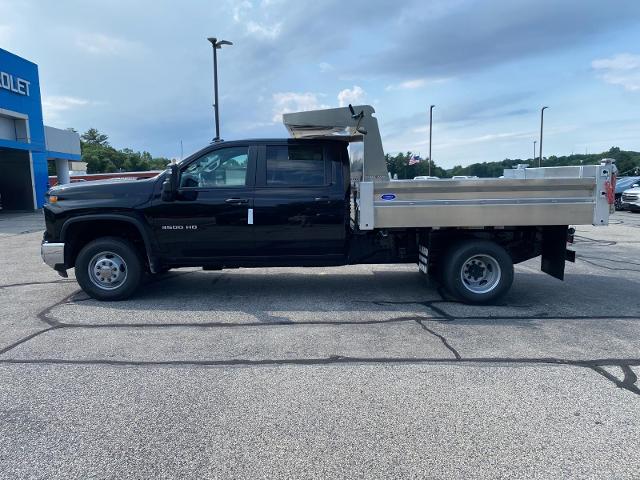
[441, 240, 514, 304]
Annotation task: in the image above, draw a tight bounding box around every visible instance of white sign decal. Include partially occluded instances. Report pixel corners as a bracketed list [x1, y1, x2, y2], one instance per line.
[0, 71, 31, 96]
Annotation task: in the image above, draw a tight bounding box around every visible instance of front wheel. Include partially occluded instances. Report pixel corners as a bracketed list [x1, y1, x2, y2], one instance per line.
[75, 237, 143, 300]
[442, 240, 514, 304]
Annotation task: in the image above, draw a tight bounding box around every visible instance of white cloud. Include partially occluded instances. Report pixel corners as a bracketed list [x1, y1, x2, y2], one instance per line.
[385, 77, 449, 91]
[41, 96, 92, 123]
[592, 53, 640, 92]
[337, 85, 365, 107]
[233, 0, 253, 22]
[75, 33, 139, 56]
[271, 92, 329, 122]
[246, 20, 282, 39]
[231, 0, 282, 39]
[319, 62, 334, 73]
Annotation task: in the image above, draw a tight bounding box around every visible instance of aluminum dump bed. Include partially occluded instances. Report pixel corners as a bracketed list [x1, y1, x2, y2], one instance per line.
[283, 106, 613, 231]
[356, 167, 611, 230]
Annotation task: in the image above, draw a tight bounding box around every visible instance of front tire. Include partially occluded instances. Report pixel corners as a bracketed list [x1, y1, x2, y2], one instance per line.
[442, 240, 514, 304]
[75, 237, 143, 300]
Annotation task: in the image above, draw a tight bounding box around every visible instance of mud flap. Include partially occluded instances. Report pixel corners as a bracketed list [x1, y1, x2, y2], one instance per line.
[541, 225, 569, 280]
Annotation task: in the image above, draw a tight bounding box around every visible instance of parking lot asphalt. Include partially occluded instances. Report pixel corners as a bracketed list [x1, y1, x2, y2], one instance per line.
[0, 211, 639, 479]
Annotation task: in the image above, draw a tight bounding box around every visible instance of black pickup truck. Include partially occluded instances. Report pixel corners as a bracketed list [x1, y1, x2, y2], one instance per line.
[42, 137, 569, 303]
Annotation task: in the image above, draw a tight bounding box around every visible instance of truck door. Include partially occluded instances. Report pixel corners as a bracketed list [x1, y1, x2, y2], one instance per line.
[147, 144, 256, 260]
[252, 142, 346, 258]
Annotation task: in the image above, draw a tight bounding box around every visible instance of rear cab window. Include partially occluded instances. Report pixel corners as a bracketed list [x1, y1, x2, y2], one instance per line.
[265, 145, 329, 187]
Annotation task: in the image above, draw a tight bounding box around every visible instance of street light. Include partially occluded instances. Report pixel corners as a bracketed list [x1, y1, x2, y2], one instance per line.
[428, 105, 435, 176]
[539, 106, 548, 167]
[533, 140, 537, 162]
[207, 37, 233, 143]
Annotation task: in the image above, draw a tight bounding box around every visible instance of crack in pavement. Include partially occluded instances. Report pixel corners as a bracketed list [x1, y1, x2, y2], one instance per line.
[590, 365, 640, 396]
[40, 316, 432, 329]
[1, 279, 639, 398]
[0, 327, 61, 356]
[579, 255, 640, 267]
[0, 279, 74, 290]
[0, 355, 638, 397]
[577, 257, 640, 273]
[0, 356, 637, 369]
[414, 319, 461, 359]
[367, 301, 640, 322]
[37, 291, 84, 327]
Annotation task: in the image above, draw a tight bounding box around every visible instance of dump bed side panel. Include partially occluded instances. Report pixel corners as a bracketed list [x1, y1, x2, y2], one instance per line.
[357, 171, 610, 230]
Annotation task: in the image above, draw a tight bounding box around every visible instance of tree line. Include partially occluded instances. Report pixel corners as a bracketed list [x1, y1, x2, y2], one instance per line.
[48, 128, 171, 175]
[53, 128, 640, 179]
[386, 146, 640, 179]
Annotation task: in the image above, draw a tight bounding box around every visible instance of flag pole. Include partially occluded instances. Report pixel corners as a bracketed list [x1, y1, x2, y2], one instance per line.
[429, 105, 435, 176]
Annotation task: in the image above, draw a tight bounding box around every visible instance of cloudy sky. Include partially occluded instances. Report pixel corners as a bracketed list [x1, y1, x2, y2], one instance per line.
[1, 0, 640, 167]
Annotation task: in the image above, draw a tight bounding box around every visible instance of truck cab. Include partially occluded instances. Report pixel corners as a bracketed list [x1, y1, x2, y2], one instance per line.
[41, 137, 362, 301]
[146, 139, 350, 266]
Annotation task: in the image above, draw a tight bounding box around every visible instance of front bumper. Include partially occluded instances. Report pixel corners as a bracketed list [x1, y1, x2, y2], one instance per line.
[41, 242, 65, 269]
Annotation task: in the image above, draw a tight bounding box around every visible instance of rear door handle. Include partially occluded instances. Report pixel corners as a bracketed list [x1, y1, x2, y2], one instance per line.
[225, 198, 249, 204]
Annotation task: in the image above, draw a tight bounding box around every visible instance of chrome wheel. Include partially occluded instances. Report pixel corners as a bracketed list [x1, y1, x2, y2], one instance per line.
[460, 254, 502, 294]
[88, 251, 128, 290]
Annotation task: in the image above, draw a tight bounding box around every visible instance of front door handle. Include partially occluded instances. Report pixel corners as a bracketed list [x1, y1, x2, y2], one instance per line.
[225, 198, 249, 204]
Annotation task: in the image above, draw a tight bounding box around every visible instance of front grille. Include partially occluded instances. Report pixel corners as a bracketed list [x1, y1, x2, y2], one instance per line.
[622, 193, 639, 202]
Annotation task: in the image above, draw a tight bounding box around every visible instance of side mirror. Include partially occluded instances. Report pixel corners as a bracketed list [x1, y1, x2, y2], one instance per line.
[161, 164, 178, 202]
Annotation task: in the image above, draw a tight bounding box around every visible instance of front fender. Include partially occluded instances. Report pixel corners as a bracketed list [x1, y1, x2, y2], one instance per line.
[60, 214, 160, 272]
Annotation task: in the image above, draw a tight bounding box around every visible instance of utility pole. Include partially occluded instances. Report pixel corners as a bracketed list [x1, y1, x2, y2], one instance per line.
[429, 105, 435, 176]
[207, 37, 233, 143]
[533, 140, 537, 163]
[539, 106, 548, 167]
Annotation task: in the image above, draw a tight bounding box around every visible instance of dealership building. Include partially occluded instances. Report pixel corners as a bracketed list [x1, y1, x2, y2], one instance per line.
[0, 47, 80, 210]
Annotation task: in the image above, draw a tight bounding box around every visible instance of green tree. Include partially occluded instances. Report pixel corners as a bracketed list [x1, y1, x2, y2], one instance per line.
[441, 147, 640, 178]
[81, 128, 110, 147]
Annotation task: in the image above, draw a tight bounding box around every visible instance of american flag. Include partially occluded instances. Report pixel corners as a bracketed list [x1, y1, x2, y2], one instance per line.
[408, 154, 423, 165]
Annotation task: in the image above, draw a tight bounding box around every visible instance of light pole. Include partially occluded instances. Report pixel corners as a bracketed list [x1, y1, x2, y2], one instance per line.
[207, 37, 233, 143]
[538, 106, 548, 167]
[428, 104, 435, 176]
[533, 140, 537, 163]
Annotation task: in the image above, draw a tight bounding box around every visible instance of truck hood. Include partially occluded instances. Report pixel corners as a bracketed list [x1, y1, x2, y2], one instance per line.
[623, 187, 640, 195]
[48, 177, 158, 207]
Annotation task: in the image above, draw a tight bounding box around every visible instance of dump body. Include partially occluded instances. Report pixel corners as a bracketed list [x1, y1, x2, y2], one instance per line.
[283, 105, 612, 231]
[356, 165, 610, 230]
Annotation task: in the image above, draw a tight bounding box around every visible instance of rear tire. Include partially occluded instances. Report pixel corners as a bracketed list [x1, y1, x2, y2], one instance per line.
[442, 240, 514, 304]
[75, 237, 143, 301]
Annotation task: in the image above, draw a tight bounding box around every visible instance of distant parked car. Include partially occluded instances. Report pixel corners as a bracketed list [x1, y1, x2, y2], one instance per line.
[615, 176, 640, 210]
[621, 184, 640, 212]
[452, 175, 480, 180]
[413, 176, 440, 180]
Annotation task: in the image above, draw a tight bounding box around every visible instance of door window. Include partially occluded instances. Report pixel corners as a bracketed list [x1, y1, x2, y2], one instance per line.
[266, 145, 326, 186]
[181, 146, 249, 188]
